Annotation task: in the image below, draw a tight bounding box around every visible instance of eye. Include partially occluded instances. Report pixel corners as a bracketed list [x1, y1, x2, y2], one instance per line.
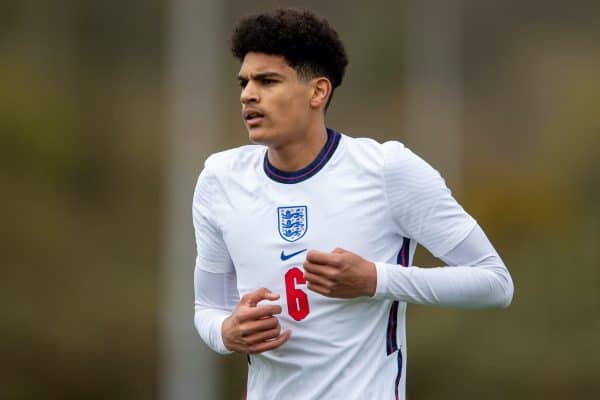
[261, 78, 277, 85]
[239, 80, 248, 88]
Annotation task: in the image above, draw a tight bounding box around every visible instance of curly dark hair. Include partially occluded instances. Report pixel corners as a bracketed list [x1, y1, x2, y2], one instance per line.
[231, 8, 348, 91]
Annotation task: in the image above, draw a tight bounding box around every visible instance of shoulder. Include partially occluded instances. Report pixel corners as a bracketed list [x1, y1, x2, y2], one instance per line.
[341, 134, 423, 175]
[342, 134, 385, 160]
[342, 134, 414, 162]
[195, 144, 264, 201]
[379, 140, 443, 186]
[203, 144, 264, 177]
[339, 134, 388, 175]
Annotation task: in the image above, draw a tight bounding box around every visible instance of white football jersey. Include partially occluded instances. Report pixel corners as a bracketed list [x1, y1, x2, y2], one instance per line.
[193, 129, 475, 399]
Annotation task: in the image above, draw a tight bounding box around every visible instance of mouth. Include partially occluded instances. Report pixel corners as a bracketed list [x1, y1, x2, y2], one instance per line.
[243, 110, 265, 127]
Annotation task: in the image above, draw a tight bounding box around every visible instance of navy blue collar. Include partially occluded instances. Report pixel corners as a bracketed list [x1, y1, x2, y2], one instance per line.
[263, 128, 341, 184]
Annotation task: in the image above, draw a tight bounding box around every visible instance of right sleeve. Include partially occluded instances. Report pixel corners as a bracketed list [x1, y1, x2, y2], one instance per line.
[192, 166, 234, 274]
[192, 165, 237, 353]
[194, 268, 239, 354]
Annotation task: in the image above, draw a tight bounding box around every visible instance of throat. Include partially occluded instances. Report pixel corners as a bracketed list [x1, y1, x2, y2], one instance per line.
[267, 147, 314, 172]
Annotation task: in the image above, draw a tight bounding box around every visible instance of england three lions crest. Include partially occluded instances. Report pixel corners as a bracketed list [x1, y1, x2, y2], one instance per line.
[278, 206, 308, 242]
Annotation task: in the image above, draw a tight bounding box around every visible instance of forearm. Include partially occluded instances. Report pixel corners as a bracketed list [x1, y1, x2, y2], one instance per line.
[194, 307, 232, 354]
[193, 267, 238, 354]
[374, 225, 514, 309]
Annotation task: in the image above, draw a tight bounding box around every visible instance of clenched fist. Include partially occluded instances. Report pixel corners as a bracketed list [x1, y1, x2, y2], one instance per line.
[222, 287, 291, 353]
[303, 248, 377, 298]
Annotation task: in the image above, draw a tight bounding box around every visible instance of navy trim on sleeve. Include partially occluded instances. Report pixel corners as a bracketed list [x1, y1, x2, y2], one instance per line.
[386, 237, 411, 355]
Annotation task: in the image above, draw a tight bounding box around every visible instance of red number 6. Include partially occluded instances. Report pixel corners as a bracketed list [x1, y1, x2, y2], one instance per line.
[284, 267, 310, 321]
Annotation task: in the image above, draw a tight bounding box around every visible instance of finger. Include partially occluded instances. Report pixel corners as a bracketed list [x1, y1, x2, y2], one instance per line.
[249, 330, 291, 354]
[307, 282, 333, 297]
[332, 247, 347, 254]
[303, 261, 338, 278]
[244, 326, 282, 345]
[306, 250, 342, 266]
[241, 316, 279, 336]
[240, 288, 280, 307]
[238, 304, 282, 322]
[303, 270, 333, 289]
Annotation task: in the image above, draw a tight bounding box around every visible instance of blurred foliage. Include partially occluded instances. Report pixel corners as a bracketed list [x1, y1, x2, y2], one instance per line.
[1, 0, 599, 399]
[1, 1, 163, 399]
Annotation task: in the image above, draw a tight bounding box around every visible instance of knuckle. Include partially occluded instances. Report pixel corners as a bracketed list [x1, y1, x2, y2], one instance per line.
[237, 309, 249, 320]
[240, 293, 250, 301]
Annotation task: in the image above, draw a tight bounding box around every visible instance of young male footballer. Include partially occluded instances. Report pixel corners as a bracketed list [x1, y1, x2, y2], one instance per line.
[192, 8, 513, 400]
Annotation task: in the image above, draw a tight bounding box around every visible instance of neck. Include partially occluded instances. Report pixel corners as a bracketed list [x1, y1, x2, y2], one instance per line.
[267, 124, 328, 172]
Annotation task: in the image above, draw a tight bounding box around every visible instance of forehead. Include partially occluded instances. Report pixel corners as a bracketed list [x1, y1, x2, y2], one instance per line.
[238, 52, 297, 78]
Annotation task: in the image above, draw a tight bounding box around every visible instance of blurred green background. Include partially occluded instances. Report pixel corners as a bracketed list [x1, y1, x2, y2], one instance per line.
[1, 0, 599, 399]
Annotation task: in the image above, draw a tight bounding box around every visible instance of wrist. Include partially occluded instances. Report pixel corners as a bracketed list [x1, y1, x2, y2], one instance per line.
[364, 261, 377, 297]
[219, 315, 235, 354]
[372, 262, 390, 299]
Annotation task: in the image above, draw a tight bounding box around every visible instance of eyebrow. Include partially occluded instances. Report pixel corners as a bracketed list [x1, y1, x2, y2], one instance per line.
[237, 72, 284, 81]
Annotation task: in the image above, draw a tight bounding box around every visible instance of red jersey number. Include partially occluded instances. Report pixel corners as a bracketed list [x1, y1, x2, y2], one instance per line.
[284, 267, 310, 321]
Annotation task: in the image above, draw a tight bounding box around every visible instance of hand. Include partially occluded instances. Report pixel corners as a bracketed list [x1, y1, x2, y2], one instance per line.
[303, 248, 377, 298]
[222, 287, 291, 354]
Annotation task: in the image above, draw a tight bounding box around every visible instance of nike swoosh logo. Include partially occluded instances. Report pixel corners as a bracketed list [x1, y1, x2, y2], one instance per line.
[280, 248, 307, 261]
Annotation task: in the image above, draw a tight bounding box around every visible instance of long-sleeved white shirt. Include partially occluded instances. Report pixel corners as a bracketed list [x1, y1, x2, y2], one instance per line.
[192, 130, 513, 399]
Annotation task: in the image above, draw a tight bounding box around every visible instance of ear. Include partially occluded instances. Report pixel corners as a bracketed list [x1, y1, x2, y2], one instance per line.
[309, 77, 332, 109]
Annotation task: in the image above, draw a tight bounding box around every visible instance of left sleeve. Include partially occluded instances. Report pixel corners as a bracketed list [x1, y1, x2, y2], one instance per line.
[378, 142, 513, 308]
[374, 224, 514, 308]
[382, 141, 475, 257]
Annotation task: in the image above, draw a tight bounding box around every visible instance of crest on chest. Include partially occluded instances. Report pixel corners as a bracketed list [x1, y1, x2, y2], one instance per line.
[277, 206, 308, 242]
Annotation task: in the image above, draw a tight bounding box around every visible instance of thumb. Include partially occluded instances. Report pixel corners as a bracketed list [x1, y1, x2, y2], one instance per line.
[332, 247, 347, 254]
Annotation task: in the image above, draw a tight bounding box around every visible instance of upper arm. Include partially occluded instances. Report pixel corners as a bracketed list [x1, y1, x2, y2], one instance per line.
[194, 267, 239, 311]
[440, 224, 501, 267]
[192, 165, 234, 274]
[383, 141, 475, 257]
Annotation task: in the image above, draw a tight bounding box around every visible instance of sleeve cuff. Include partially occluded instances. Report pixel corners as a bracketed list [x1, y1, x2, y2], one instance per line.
[374, 262, 391, 299]
[215, 314, 234, 355]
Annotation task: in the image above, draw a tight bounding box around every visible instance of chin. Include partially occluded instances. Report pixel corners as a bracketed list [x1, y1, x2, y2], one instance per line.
[247, 126, 273, 145]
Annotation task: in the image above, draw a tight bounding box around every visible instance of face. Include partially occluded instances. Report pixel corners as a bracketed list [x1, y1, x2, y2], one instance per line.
[238, 52, 314, 147]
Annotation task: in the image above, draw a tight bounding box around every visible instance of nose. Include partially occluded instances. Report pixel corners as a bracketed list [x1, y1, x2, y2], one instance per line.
[240, 81, 259, 104]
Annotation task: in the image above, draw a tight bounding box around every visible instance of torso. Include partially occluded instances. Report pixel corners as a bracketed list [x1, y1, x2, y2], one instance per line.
[209, 131, 413, 399]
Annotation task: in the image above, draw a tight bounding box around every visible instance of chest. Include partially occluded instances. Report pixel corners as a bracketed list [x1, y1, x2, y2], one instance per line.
[219, 177, 398, 295]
